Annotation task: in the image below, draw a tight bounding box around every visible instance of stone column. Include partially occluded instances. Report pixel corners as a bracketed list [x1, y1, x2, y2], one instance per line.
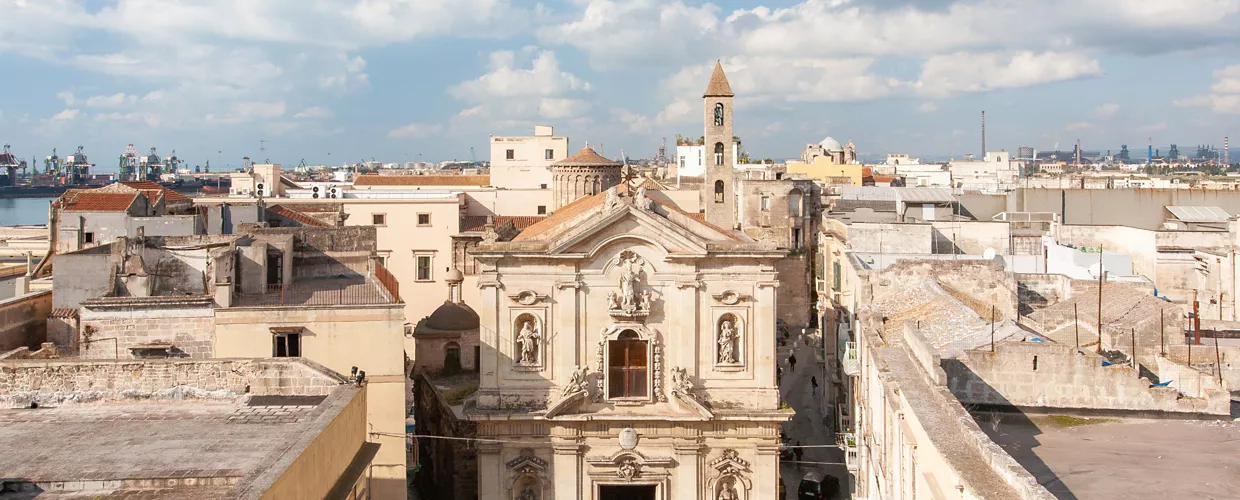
[756, 280, 780, 402]
[754, 443, 781, 500]
[478, 280, 502, 407]
[674, 442, 704, 500]
[555, 279, 581, 384]
[675, 279, 702, 375]
[477, 442, 503, 500]
[551, 441, 583, 500]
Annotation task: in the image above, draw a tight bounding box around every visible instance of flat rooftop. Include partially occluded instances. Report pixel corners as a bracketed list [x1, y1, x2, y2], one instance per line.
[0, 400, 325, 499]
[0, 358, 353, 499]
[979, 414, 1240, 499]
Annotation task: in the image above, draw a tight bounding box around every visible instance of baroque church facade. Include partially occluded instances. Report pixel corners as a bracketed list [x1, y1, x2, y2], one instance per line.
[466, 62, 791, 500]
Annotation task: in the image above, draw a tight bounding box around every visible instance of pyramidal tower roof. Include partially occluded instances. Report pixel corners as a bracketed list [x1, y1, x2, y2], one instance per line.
[703, 60, 734, 98]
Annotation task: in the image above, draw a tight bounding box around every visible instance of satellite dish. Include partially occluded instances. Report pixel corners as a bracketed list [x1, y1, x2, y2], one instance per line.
[983, 248, 997, 260]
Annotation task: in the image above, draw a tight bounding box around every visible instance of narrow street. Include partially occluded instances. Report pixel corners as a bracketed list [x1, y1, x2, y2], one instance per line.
[779, 336, 848, 499]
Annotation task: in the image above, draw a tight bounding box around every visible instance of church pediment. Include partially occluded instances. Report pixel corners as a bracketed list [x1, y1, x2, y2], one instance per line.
[546, 204, 711, 257]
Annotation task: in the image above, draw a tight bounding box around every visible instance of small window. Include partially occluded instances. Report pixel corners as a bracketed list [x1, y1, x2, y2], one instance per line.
[792, 227, 802, 249]
[376, 255, 387, 267]
[760, 196, 770, 211]
[714, 180, 724, 203]
[545, 149, 554, 160]
[273, 333, 301, 357]
[540, 184, 548, 189]
[417, 213, 431, 226]
[84, 232, 95, 244]
[416, 256, 432, 281]
[775, 173, 784, 180]
[506, 149, 515, 160]
[372, 213, 386, 226]
[537, 205, 547, 215]
[714, 142, 724, 166]
[608, 331, 648, 399]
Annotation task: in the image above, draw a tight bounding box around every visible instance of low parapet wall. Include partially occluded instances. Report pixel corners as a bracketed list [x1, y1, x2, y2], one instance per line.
[945, 342, 1230, 417]
[0, 358, 345, 407]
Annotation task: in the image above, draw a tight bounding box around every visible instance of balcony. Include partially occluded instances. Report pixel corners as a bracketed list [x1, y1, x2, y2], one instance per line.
[837, 432, 859, 471]
[841, 341, 860, 377]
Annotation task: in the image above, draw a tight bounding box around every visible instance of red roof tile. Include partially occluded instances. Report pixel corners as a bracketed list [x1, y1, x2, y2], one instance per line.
[268, 205, 330, 227]
[461, 215, 547, 233]
[554, 147, 621, 167]
[353, 174, 490, 187]
[119, 181, 190, 203]
[60, 192, 140, 212]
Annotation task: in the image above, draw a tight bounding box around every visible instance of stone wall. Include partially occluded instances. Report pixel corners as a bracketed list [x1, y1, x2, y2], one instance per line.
[413, 373, 478, 500]
[79, 298, 215, 359]
[0, 290, 52, 351]
[945, 342, 1230, 416]
[0, 358, 344, 407]
[1016, 274, 1070, 315]
[776, 254, 813, 331]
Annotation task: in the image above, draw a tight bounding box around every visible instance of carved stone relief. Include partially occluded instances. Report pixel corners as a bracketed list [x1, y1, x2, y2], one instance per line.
[609, 250, 653, 321]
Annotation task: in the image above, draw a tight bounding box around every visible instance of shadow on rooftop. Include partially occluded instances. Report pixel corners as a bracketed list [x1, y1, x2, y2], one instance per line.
[943, 358, 1079, 500]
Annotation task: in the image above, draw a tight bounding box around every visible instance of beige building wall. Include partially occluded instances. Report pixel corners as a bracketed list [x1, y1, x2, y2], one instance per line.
[463, 189, 555, 217]
[213, 305, 408, 500]
[787, 157, 863, 185]
[261, 385, 370, 500]
[489, 126, 569, 189]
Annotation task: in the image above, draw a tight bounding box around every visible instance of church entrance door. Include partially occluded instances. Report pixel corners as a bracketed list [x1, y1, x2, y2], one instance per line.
[599, 484, 656, 500]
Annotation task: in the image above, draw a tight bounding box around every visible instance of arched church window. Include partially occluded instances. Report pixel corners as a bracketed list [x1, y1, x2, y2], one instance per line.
[714, 142, 724, 166]
[714, 180, 725, 203]
[608, 331, 648, 398]
[714, 102, 724, 126]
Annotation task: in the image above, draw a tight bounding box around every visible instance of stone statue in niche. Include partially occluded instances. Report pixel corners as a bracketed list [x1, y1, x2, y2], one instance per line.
[718, 319, 739, 364]
[516, 482, 538, 500]
[562, 365, 589, 397]
[516, 319, 540, 365]
[717, 479, 739, 500]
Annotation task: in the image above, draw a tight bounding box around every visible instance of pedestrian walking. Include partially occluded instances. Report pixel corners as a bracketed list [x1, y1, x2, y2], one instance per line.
[788, 353, 797, 372]
[792, 441, 804, 463]
[777, 366, 783, 385]
[810, 376, 818, 396]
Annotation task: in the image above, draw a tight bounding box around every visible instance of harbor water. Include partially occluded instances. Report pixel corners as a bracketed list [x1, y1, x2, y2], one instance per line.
[0, 197, 55, 226]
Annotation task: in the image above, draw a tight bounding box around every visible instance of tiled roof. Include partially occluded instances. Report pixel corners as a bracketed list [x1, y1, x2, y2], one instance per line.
[268, 205, 331, 227]
[120, 181, 191, 203]
[553, 147, 621, 167]
[703, 60, 735, 97]
[353, 174, 490, 187]
[60, 192, 141, 212]
[513, 184, 741, 242]
[50, 308, 79, 319]
[461, 215, 547, 233]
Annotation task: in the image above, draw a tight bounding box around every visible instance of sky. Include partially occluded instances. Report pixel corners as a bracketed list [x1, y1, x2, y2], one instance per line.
[1, 0, 1239, 172]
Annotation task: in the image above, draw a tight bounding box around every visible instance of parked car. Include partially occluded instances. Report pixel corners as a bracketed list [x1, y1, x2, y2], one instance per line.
[798, 470, 840, 500]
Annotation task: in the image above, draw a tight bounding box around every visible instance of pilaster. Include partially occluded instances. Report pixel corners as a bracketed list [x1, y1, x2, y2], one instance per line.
[551, 441, 584, 500]
[674, 442, 704, 500]
[755, 444, 781, 500]
[477, 442, 503, 500]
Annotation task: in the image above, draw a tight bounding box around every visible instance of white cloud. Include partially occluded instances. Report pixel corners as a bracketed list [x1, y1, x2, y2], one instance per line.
[448, 50, 594, 129]
[387, 123, 444, 139]
[84, 93, 139, 108]
[205, 101, 287, 124]
[319, 54, 369, 92]
[537, 0, 725, 70]
[918, 102, 938, 113]
[56, 91, 76, 106]
[49, 109, 80, 121]
[1095, 103, 1120, 118]
[1175, 65, 1240, 114]
[914, 51, 1103, 98]
[450, 50, 589, 101]
[1142, 122, 1168, 132]
[1065, 121, 1090, 131]
[36, 108, 81, 135]
[614, 108, 651, 135]
[294, 106, 334, 119]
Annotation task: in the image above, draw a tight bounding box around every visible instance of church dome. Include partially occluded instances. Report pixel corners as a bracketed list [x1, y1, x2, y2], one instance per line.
[819, 136, 843, 152]
[424, 300, 479, 331]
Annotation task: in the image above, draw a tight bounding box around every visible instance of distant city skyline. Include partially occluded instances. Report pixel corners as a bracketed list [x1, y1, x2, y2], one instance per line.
[1, 0, 1238, 171]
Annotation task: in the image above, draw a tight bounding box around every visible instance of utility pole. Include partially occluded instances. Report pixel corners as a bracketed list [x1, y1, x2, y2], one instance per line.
[1159, 309, 1165, 357]
[990, 305, 996, 353]
[1096, 246, 1105, 354]
[1074, 303, 1080, 352]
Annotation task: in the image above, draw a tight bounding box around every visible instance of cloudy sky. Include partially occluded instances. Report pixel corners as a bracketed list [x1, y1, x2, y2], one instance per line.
[1, 0, 1238, 171]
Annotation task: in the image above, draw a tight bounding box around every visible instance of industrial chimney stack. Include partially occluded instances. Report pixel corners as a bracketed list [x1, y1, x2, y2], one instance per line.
[981, 111, 986, 160]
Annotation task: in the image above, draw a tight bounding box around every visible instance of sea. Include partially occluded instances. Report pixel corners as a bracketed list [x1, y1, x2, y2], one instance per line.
[0, 197, 56, 226]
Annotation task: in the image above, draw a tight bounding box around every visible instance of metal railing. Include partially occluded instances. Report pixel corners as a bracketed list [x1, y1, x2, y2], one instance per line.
[374, 261, 402, 302]
[234, 278, 396, 307]
[837, 431, 859, 471]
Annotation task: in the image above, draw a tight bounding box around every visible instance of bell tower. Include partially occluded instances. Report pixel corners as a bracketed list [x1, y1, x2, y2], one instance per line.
[701, 60, 736, 230]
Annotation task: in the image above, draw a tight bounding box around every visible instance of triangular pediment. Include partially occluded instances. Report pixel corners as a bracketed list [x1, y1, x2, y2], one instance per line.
[546, 205, 712, 257]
